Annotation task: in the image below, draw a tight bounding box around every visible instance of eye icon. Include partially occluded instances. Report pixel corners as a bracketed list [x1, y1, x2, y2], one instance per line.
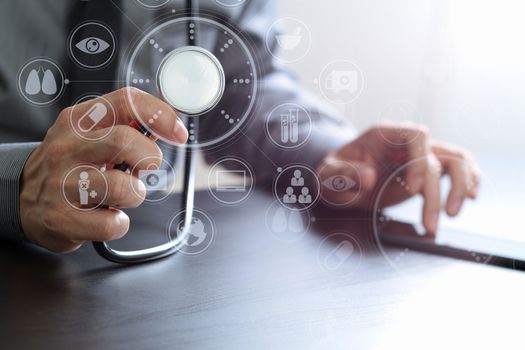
[322, 175, 357, 192]
[75, 37, 110, 54]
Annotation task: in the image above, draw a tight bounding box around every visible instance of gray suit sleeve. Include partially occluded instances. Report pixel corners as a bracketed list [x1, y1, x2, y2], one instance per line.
[0, 143, 39, 242]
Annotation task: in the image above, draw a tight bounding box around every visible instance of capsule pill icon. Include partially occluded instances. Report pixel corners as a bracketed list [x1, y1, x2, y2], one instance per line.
[78, 102, 108, 133]
[324, 240, 354, 270]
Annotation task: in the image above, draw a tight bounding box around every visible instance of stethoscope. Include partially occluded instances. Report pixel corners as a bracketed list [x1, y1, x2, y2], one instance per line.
[93, 0, 224, 264]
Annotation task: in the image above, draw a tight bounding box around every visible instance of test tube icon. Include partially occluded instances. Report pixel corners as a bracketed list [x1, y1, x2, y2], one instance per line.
[280, 108, 299, 144]
[289, 109, 299, 143]
[324, 240, 354, 270]
[78, 102, 108, 133]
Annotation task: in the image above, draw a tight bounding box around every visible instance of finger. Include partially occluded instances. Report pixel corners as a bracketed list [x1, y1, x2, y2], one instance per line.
[65, 208, 130, 242]
[431, 141, 482, 200]
[441, 157, 470, 216]
[421, 154, 442, 235]
[75, 125, 163, 170]
[468, 170, 481, 199]
[40, 208, 130, 252]
[68, 87, 188, 144]
[64, 168, 146, 209]
[375, 122, 430, 193]
[465, 157, 482, 199]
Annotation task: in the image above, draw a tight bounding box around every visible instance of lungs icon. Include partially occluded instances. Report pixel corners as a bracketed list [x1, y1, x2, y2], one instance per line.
[41, 69, 57, 95]
[24, 67, 57, 96]
[24, 68, 41, 95]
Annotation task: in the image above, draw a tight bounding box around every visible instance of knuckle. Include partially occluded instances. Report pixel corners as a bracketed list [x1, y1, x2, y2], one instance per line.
[152, 142, 163, 160]
[417, 124, 430, 137]
[110, 125, 134, 150]
[99, 217, 125, 241]
[56, 107, 72, 126]
[40, 211, 61, 234]
[109, 172, 127, 202]
[118, 86, 142, 112]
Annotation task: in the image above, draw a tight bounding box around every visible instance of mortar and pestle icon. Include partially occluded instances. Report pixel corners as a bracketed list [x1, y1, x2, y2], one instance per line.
[276, 26, 303, 50]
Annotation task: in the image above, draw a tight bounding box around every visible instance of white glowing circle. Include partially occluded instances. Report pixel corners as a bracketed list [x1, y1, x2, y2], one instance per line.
[157, 47, 225, 115]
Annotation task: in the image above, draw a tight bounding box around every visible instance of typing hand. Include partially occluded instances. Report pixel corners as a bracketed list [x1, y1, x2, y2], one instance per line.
[19, 88, 188, 253]
[317, 122, 481, 235]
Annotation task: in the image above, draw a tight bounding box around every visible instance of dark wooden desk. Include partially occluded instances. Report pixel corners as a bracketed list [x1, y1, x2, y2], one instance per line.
[1, 190, 524, 349]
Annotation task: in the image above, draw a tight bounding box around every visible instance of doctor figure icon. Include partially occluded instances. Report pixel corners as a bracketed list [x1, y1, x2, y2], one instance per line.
[291, 169, 304, 186]
[298, 187, 312, 204]
[283, 186, 297, 204]
[78, 171, 98, 206]
[79, 171, 90, 205]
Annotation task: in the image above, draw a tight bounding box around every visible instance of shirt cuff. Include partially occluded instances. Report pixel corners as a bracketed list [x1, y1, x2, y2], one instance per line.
[0, 143, 39, 243]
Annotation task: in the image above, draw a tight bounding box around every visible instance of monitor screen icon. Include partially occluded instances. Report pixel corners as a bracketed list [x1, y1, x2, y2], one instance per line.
[216, 170, 246, 192]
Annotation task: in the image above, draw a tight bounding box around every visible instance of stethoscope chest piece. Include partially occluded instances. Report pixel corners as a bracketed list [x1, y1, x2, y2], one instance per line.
[157, 46, 225, 116]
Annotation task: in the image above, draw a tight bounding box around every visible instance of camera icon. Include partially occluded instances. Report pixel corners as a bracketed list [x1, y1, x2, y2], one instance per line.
[324, 70, 358, 94]
[139, 169, 168, 191]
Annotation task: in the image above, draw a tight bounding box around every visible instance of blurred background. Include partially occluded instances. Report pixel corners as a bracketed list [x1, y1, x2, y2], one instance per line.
[196, 0, 525, 222]
[263, 0, 525, 238]
[278, 0, 525, 155]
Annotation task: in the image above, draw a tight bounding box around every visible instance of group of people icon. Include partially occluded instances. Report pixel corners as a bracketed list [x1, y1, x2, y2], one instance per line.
[282, 169, 312, 204]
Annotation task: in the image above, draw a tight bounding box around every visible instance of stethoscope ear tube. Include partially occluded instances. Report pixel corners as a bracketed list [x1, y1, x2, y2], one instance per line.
[93, 0, 200, 264]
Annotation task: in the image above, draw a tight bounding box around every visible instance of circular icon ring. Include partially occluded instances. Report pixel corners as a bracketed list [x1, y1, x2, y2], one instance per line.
[372, 155, 492, 272]
[125, 16, 258, 149]
[266, 17, 312, 63]
[273, 164, 321, 211]
[129, 155, 177, 203]
[68, 21, 117, 70]
[17, 57, 66, 106]
[215, 0, 247, 7]
[317, 59, 365, 105]
[265, 103, 312, 150]
[167, 208, 216, 256]
[135, 0, 171, 8]
[316, 233, 362, 276]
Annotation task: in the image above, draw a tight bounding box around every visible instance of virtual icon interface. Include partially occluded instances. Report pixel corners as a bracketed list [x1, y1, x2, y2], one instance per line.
[25, 67, 57, 96]
[139, 165, 168, 192]
[68, 22, 116, 69]
[62, 165, 108, 212]
[266, 103, 312, 150]
[322, 175, 356, 192]
[17, 58, 65, 106]
[168, 209, 215, 256]
[78, 102, 108, 133]
[274, 165, 320, 211]
[266, 17, 311, 63]
[78, 171, 98, 206]
[317, 233, 362, 276]
[208, 158, 254, 205]
[216, 170, 246, 192]
[75, 37, 111, 55]
[317, 60, 364, 104]
[266, 200, 311, 242]
[280, 108, 299, 144]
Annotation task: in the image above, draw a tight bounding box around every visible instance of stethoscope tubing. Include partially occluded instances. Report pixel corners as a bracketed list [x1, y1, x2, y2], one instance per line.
[93, 0, 199, 264]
